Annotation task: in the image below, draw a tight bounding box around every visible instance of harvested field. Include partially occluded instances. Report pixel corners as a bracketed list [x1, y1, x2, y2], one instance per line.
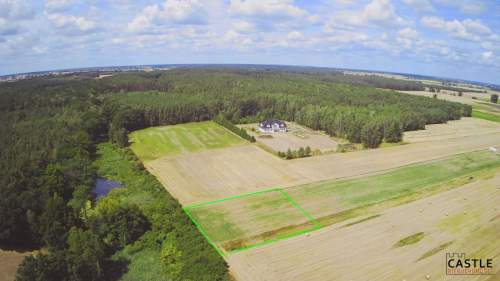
[148, 118, 500, 205]
[228, 172, 500, 281]
[239, 122, 339, 153]
[0, 250, 32, 281]
[129, 121, 246, 161]
[403, 118, 500, 143]
[399, 90, 500, 116]
[184, 150, 500, 253]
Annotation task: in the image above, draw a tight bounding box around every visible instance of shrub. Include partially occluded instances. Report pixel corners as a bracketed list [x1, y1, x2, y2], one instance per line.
[491, 94, 498, 104]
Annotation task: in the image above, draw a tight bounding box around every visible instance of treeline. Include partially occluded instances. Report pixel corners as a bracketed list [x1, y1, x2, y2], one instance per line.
[277, 146, 312, 159]
[214, 115, 256, 142]
[100, 68, 470, 148]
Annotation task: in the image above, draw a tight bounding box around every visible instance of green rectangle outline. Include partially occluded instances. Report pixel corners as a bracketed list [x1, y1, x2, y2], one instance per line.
[182, 187, 322, 257]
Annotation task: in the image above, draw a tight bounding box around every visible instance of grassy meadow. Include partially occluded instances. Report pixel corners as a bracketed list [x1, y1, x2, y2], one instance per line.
[129, 121, 246, 161]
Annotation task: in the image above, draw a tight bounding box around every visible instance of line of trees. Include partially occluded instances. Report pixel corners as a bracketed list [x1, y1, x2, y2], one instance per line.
[278, 146, 312, 159]
[214, 114, 256, 142]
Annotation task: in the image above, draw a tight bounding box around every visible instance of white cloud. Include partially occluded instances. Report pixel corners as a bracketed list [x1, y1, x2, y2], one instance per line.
[0, 0, 34, 20]
[397, 27, 419, 49]
[232, 21, 255, 33]
[46, 13, 98, 35]
[421, 16, 492, 41]
[402, 0, 434, 12]
[330, 0, 409, 29]
[327, 31, 368, 44]
[229, 0, 307, 19]
[45, 0, 78, 12]
[0, 18, 20, 35]
[481, 51, 493, 62]
[398, 27, 418, 39]
[286, 30, 303, 40]
[128, 0, 208, 33]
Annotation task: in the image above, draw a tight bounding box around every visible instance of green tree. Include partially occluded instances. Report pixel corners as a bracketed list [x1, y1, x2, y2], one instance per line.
[286, 148, 293, 159]
[161, 237, 183, 279]
[298, 147, 305, 158]
[67, 227, 106, 281]
[305, 146, 311, 156]
[89, 204, 150, 252]
[491, 94, 498, 103]
[383, 120, 403, 143]
[361, 121, 383, 148]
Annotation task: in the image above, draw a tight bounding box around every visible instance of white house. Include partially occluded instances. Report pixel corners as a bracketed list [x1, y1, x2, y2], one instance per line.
[259, 119, 287, 133]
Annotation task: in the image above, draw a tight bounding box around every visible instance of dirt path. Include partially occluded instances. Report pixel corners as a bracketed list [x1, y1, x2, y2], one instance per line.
[228, 173, 500, 281]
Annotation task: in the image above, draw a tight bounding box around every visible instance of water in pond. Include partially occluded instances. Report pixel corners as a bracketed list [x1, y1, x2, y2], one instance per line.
[93, 178, 121, 200]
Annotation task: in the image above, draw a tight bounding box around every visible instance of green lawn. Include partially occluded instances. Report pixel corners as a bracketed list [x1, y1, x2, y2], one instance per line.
[129, 121, 246, 161]
[472, 110, 500, 123]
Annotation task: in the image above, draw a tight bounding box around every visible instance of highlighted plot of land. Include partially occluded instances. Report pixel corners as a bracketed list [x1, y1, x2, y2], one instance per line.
[184, 188, 321, 256]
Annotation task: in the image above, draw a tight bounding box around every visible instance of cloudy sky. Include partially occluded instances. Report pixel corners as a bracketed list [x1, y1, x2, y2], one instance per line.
[1, 0, 499, 84]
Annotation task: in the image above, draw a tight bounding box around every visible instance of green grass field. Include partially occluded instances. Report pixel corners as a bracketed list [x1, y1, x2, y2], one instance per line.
[472, 110, 500, 123]
[129, 121, 246, 161]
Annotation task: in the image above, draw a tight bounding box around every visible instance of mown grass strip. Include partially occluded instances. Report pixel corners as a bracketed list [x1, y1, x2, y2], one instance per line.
[394, 232, 425, 248]
[472, 110, 500, 123]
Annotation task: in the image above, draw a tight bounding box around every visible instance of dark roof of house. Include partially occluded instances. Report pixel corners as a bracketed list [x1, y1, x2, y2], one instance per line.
[259, 119, 287, 128]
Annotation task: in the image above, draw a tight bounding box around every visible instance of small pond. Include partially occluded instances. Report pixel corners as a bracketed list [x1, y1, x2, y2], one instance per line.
[93, 178, 122, 200]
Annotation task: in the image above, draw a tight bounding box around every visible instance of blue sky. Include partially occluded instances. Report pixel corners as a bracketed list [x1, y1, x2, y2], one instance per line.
[1, 0, 499, 84]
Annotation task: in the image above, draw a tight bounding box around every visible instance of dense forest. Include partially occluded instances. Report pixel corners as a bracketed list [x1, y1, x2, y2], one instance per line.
[0, 66, 471, 280]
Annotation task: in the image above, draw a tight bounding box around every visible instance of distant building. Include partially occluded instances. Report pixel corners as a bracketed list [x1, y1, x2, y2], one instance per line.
[259, 119, 287, 133]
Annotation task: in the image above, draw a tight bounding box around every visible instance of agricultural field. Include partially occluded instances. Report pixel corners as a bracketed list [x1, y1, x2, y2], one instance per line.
[129, 115, 500, 281]
[398, 90, 500, 117]
[228, 172, 500, 281]
[183, 150, 500, 255]
[239, 122, 339, 153]
[129, 121, 246, 161]
[146, 118, 500, 205]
